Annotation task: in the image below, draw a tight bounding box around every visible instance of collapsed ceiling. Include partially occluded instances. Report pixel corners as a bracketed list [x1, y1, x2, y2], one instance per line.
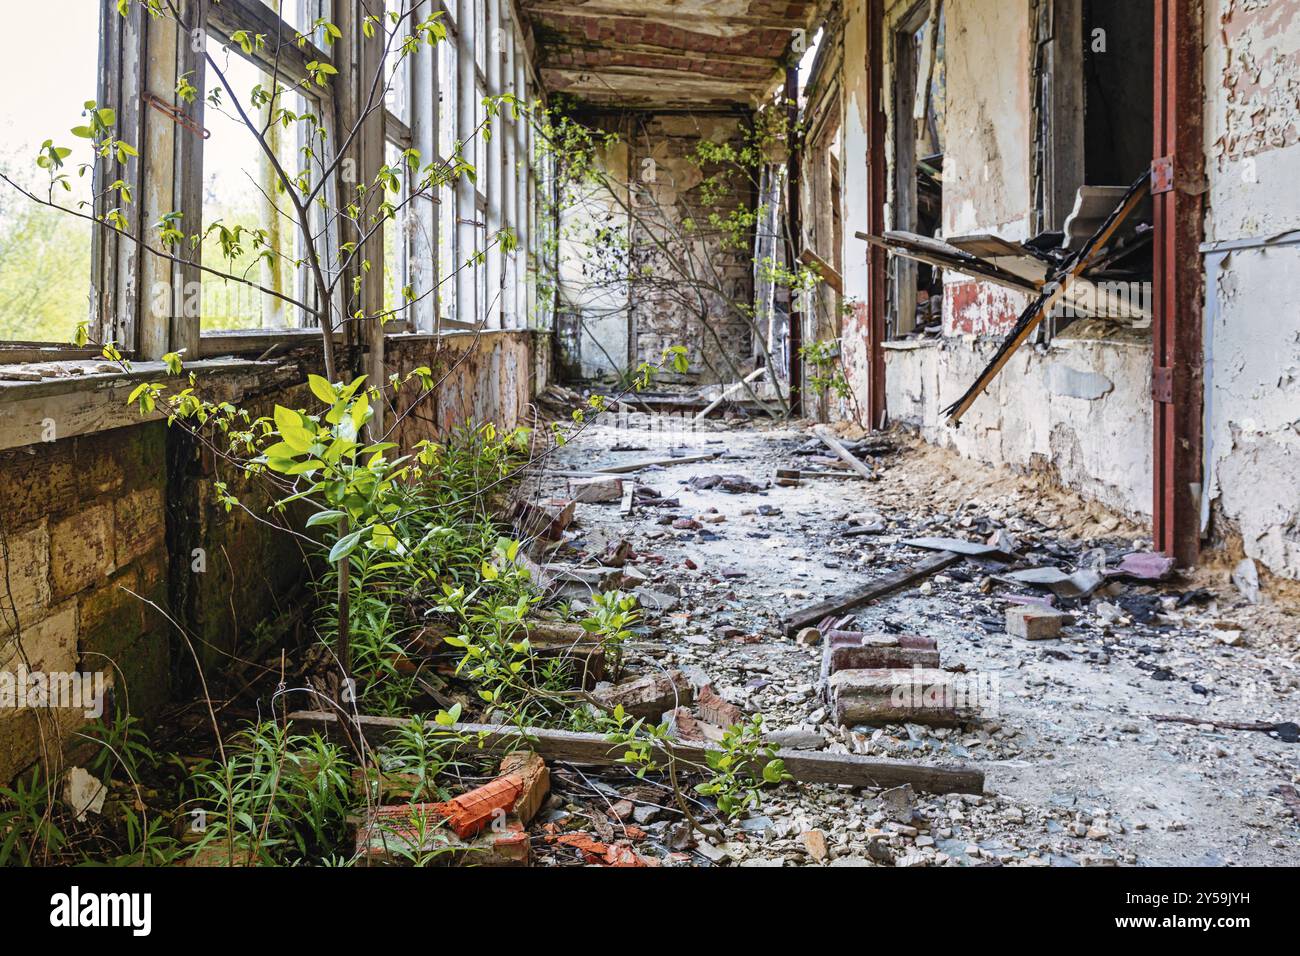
[518, 0, 825, 108]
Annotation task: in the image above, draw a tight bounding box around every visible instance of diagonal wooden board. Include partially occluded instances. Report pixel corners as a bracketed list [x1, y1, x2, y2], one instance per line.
[288, 710, 985, 795]
[944, 175, 1152, 425]
[781, 550, 963, 637]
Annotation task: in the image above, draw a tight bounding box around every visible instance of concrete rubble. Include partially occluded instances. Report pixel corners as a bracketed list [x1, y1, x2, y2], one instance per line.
[515, 413, 1300, 867]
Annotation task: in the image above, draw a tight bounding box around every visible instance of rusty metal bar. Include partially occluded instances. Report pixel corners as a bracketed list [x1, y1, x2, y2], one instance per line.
[866, 0, 888, 429]
[1151, 0, 1205, 565]
[785, 63, 804, 417]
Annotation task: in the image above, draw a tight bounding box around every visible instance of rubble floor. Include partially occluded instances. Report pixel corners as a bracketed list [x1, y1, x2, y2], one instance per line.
[530, 416, 1300, 867]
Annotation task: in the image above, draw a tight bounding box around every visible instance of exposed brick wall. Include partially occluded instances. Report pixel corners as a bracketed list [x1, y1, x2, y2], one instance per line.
[0, 330, 546, 784]
[628, 113, 757, 383]
[0, 423, 171, 783]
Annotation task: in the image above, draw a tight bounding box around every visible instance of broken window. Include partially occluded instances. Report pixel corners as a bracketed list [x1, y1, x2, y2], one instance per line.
[1034, 0, 1154, 338]
[889, 0, 946, 340]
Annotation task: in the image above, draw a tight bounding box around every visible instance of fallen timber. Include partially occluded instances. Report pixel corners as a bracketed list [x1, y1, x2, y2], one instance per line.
[289, 710, 986, 796]
[782, 551, 963, 636]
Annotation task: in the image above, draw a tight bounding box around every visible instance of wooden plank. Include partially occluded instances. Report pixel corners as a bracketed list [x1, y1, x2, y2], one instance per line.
[812, 425, 873, 480]
[288, 710, 985, 795]
[901, 536, 1009, 558]
[0, 358, 292, 451]
[592, 451, 721, 474]
[782, 551, 963, 636]
[944, 176, 1151, 425]
[694, 367, 768, 420]
[945, 234, 1033, 258]
[798, 248, 844, 295]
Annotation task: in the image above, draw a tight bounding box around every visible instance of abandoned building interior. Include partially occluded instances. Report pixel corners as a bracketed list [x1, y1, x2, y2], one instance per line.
[0, 0, 1296, 874]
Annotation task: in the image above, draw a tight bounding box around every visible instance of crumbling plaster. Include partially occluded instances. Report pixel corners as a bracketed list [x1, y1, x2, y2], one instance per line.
[1202, 0, 1300, 580]
[886, 330, 1153, 518]
[940, 0, 1034, 242]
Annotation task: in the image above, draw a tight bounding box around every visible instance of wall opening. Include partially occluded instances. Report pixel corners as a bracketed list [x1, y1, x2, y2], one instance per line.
[889, 0, 945, 340]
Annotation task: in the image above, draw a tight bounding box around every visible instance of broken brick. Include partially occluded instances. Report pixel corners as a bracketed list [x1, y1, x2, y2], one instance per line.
[696, 685, 743, 727]
[1005, 605, 1068, 640]
[592, 669, 693, 719]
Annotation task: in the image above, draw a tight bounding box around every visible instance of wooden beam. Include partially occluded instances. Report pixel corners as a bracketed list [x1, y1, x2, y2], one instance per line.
[541, 66, 763, 94]
[799, 247, 844, 295]
[694, 367, 769, 420]
[288, 710, 986, 795]
[812, 425, 873, 480]
[944, 177, 1151, 425]
[522, 3, 808, 33]
[0, 358, 295, 452]
[590, 451, 721, 474]
[206, 0, 332, 89]
[540, 38, 781, 70]
[782, 551, 963, 636]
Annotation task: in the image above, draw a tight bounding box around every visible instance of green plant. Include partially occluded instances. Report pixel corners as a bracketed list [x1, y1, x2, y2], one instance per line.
[580, 590, 641, 679]
[82, 712, 158, 786]
[0, 768, 62, 867]
[695, 715, 791, 820]
[370, 713, 468, 805]
[187, 722, 354, 866]
[800, 338, 851, 400]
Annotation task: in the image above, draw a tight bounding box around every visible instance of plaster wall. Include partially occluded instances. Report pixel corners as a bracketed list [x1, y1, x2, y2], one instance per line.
[1200, 0, 1300, 581]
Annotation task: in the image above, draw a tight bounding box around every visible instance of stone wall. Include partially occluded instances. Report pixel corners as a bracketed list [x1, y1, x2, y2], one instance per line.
[0, 330, 546, 783]
[0, 423, 172, 783]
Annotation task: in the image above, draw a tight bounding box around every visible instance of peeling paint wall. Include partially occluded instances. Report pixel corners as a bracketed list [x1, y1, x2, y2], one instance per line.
[886, 326, 1153, 516]
[1204, 0, 1300, 580]
[941, 0, 1034, 241]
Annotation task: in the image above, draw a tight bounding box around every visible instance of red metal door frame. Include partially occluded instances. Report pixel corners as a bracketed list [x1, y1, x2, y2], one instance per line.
[1152, 0, 1205, 564]
[866, 0, 888, 429]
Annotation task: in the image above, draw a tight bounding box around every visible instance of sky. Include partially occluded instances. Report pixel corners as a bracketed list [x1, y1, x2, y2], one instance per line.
[0, 1, 100, 196]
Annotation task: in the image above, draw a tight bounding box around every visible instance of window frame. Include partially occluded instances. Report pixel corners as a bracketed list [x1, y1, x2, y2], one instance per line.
[0, 0, 549, 366]
[200, 0, 341, 338]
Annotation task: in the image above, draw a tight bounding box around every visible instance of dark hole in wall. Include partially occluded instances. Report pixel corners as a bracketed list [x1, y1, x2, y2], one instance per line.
[1083, 0, 1154, 185]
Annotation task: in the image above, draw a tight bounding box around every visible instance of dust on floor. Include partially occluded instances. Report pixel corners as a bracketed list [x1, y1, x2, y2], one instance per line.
[526, 415, 1300, 867]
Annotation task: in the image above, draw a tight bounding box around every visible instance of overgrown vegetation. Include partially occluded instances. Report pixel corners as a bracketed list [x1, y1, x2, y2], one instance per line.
[0, 1, 798, 866]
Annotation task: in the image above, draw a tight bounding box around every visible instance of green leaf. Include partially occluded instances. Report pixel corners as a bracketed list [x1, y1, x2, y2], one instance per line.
[349, 393, 370, 431]
[308, 374, 337, 404]
[283, 459, 324, 475]
[328, 528, 363, 563]
[306, 510, 344, 528]
[273, 404, 303, 434]
[279, 423, 314, 454]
